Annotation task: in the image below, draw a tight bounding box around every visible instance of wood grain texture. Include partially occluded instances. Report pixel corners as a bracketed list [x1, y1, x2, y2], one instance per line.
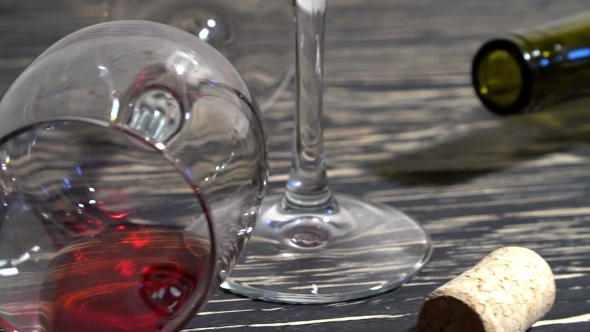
[3, 0, 590, 331]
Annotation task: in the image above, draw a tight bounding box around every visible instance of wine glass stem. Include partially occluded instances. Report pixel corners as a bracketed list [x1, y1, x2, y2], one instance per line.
[284, 0, 332, 209]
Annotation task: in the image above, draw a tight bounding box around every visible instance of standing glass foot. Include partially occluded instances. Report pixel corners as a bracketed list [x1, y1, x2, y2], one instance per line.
[222, 194, 431, 303]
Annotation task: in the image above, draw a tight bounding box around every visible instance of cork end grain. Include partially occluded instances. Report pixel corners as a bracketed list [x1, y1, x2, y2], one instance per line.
[417, 247, 555, 332]
[418, 295, 485, 332]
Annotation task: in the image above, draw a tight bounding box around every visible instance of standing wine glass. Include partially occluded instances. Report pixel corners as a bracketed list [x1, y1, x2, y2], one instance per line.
[221, 0, 432, 304]
[0, 21, 267, 331]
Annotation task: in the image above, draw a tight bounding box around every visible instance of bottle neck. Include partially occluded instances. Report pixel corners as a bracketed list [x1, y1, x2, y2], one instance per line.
[516, 26, 590, 110]
[473, 14, 590, 115]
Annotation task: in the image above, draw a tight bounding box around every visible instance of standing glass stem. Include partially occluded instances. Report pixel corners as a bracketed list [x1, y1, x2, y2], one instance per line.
[284, 0, 332, 209]
[223, 0, 432, 304]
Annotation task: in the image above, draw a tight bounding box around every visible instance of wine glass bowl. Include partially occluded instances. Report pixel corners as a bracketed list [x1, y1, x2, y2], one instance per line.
[0, 20, 267, 331]
[104, 0, 295, 111]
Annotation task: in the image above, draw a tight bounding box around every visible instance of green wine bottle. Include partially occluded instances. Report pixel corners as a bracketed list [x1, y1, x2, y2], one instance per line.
[472, 12, 590, 115]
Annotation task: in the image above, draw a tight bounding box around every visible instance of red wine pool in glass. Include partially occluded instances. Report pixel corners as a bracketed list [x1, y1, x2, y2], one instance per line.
[36, 224, 210, 332]
[0, 183, 211, 332]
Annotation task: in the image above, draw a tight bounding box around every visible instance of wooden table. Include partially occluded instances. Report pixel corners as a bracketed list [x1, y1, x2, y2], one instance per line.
[2, 0, 590, 331]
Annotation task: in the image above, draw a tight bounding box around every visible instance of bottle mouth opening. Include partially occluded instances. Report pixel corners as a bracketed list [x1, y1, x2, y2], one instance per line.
[472, 39, 533, 115]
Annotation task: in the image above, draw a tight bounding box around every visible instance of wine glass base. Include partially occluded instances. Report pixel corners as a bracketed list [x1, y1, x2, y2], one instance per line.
[221, 193, 432, 304]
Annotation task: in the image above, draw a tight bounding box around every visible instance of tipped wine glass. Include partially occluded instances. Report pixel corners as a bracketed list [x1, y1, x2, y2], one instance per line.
[102, 0, 295, 112]
[221, 0, 432, 304]
[0, 21, 267, 331]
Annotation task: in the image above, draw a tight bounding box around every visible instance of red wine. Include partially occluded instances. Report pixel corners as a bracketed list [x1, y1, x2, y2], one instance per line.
[0, 116, 217, 331]
[26, 225, 210, 332]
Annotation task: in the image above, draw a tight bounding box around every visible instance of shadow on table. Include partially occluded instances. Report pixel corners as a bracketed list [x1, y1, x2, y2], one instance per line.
[373, 97, 590, 186]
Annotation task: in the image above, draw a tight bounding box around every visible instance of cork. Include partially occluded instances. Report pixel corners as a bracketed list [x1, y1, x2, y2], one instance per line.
[418, 246, 555, 332]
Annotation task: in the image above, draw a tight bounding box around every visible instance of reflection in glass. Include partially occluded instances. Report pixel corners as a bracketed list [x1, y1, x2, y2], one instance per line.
[103, 0, 295, 111]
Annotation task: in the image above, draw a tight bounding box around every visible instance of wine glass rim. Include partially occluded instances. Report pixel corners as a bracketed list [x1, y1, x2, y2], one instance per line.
[0, 116, 219, 327]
